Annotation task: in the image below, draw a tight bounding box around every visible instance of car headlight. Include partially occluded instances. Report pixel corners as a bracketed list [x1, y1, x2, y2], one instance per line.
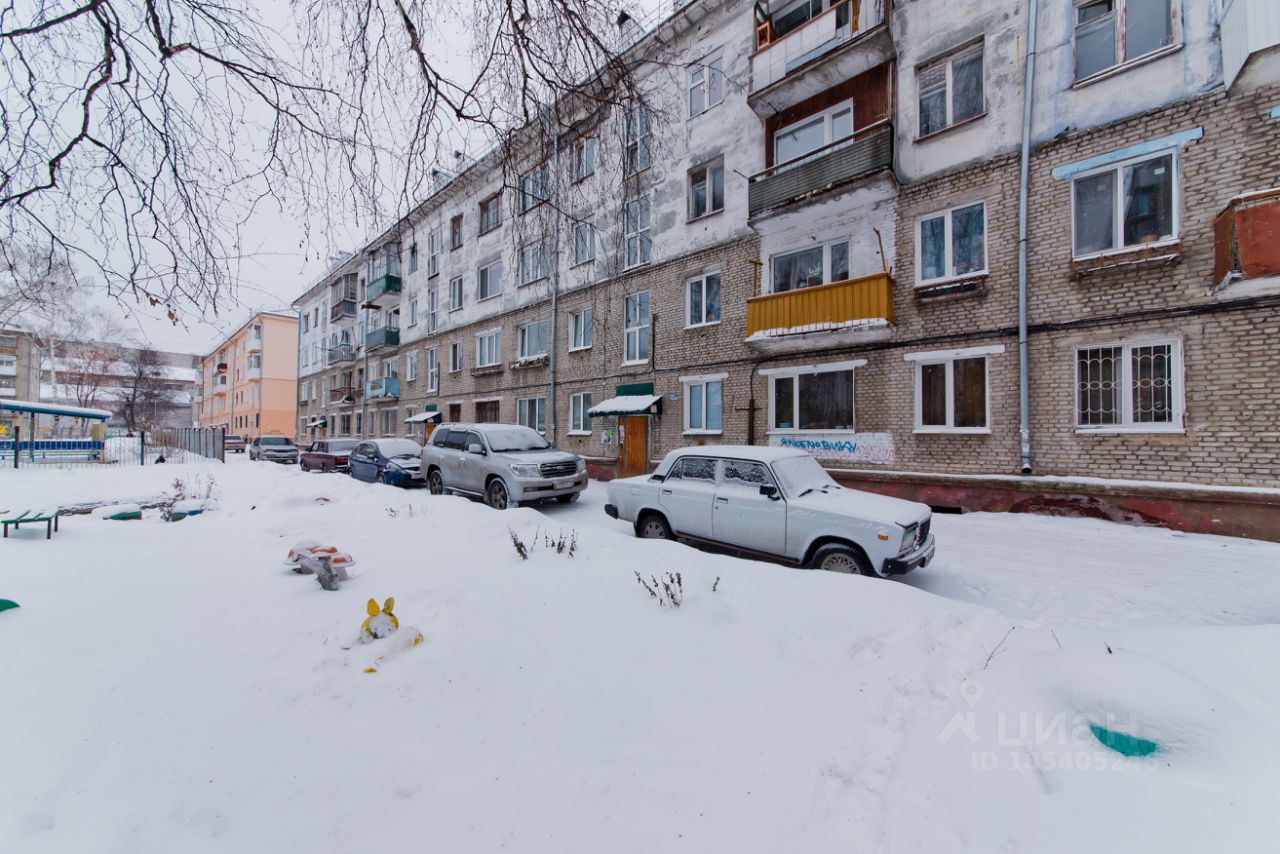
[575, 458, 586, 474]
[510, 463, 541, 478]
[900, 524, 918, 553]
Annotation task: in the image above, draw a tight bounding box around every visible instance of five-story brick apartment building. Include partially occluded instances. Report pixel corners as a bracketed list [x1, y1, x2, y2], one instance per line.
[291, 0, 1280, 537]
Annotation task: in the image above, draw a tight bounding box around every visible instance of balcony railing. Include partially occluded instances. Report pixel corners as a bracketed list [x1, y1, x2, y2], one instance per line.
[327, 343, 357, 365]
[330, 299, 357, 322]
[367, 273, 402, 304]
[365, 325, 400, 350]
[746, 271, 894, 339]
[365, 376, 400, 399]
[329, 386, 357, 404]
[752, 0, 885, 92]
[748, 122, 892, 217]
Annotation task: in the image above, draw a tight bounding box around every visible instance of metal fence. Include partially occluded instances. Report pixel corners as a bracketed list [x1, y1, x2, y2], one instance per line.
[1, 427, 225, 468]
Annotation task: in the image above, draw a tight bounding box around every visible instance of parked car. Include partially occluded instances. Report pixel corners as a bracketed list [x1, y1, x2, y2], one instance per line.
[604, 446, 935, 577]
[224, 434, 246, 453]
[349, 438, 424, 486]
[249, 436, 298, 464]
[300, 439, 360, 472]
[421, 423, 587, 509]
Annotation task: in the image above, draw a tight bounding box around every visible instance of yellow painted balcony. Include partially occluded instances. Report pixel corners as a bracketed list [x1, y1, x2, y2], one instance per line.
[745, 272, 894, 350]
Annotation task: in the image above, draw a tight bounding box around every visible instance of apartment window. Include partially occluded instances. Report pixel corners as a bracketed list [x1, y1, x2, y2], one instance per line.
[688, 49, 725, 117]
[769, 366, 857, 431]
[449, 275, 464, 311]
[479, 193, 502, 234]
[573, 221, 595, 265]
[476, 330, 501, 367]
[409, 242, 419, 273]
[427, 228, 441, 277]
[569, 308, 592, 351]
[1075, 0, 1174, 82]
[1071, 151, 1176, 257]
[382, 357, 399, 379]
[519, 240, 549, 285]
[624, 106, 652, 176]
[427, 286, 439, 332]
[623, 290, 650, 363]
[771, 240, 850, 292]
[1076, 341, 1181, 431]
[774, 101, 852, 165]
[517, 397, 547, 433]
[478, 260, 503, 300]
[426, 348, 439, 392]
[450, 214, 464, 250]
[771, 0, 828, 38]
[519, 165, 549, 213]
[406, 350, 418, 382]
[686, 272, 721, 327]
[683, 375, 725, 434]
[570, 392, 592, 434]
[448, 341, 462, 372]
[573, 137, 596, 181]
[624, 195, 652, 268]
[303, 314, 310, 333]
[688, 160, 724, 220]
[408, 296, 419, 327]
[518, 320, 548, 359]
[918, 202, 986, 284]
[910, 351, 992, 432]
[919, 44, 985, 137]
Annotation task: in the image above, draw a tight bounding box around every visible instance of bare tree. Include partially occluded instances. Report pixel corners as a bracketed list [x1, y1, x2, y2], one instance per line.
[0, 244, 78, 329]
[1, 0, 657, 324]
[119, 346, 173, 430]
[59, 339, 122, 409]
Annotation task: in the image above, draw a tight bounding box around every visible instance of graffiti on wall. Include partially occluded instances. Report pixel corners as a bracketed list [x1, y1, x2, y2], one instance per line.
[769, 432, 896, 465]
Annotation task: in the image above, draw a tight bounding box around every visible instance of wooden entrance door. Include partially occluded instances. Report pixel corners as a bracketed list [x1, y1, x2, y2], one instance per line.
[618, 416, 649, 478]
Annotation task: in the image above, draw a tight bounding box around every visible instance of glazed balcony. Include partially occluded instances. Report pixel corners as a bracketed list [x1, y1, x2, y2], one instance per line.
[365, 377, 400, 399]
[745, 271, 894, 352]
[748, 122, 893, 217]
[330, 299, 357, 322]
[327, 343, 357, 365]
[365, 325, 400, 351]
[367, 274, 401, 305]
[1223, 0, 1280, 87]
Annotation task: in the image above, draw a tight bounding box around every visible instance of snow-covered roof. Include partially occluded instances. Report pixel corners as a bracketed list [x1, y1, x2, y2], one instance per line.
[405, 411, 442, 423]
[587, 394, 662, 417]
[0, 399, 112, 420]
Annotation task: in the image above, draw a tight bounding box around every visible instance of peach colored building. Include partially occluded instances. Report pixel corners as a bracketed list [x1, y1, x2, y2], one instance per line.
[196, 312, 299, 439]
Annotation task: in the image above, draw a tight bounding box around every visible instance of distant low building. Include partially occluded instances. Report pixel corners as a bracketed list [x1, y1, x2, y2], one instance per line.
[195, 312, 299, 439]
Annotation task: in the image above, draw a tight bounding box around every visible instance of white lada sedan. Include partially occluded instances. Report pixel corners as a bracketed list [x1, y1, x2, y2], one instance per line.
[604, 446, 935, 576]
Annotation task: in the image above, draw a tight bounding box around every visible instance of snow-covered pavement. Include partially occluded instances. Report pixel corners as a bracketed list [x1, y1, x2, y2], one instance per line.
[2, 459, 1278, 853]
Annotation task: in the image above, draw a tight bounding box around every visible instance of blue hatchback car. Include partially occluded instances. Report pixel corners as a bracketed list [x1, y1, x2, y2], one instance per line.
[348, 438, 424, 487]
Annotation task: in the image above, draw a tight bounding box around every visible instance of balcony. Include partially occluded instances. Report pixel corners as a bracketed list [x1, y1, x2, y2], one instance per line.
[365, 377, 400, 399]
[211, 375, 229, 394]
[246, 366, 261, 380]
[365, 325, 400, 351]
[750, 0, 891, 113]
[329, 386, 357, 405]
[749, 122, 893, 218]
[367, 273, 401, 306]
[327, 343, 357, 365]
[1223, 0, 1280, 88]
[745, 271, 895, 353]
[330, 299, 357, 322]
[1213, 187, 1280, 287]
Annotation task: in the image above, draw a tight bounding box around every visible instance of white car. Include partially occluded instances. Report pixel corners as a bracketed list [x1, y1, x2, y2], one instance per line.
[604, 446, 935, 576]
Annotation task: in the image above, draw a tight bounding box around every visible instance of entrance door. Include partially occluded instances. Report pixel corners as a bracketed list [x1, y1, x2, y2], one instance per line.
[618, 415, 649, 478]
[476, 400, 500, 422]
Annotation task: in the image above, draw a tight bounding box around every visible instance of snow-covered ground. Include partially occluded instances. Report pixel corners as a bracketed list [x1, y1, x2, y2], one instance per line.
[2, 458, 1279, 853]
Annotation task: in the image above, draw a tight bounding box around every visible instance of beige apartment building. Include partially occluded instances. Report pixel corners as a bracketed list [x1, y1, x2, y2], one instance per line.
[197, 312, 299, 439]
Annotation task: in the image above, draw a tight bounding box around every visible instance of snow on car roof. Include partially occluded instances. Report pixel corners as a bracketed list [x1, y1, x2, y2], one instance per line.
[660, 445, 808, 464]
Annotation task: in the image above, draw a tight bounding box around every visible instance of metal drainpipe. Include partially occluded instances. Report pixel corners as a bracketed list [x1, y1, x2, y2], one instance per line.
[1016, 0, 1040, 476]
[548, 123, 562, 443]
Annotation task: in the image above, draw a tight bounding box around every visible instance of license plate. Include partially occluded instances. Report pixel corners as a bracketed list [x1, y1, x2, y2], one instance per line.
[554, 480, 573, 489]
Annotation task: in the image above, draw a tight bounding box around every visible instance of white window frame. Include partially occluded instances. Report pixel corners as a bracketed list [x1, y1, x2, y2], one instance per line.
[517, 396, 547, 433]
[1073, 338, 1184, 433]
[572, 221, 595, 266]
[477, 260, 502, 301]
[624, 194, 652, 270]
[688, 48, 725, 118]
[915, 201, 988, 286]
[427, 227, 441, 277]
[448, 341, 462, 373]
[476, 329, 502, 368]
[762, 360, 865, 434]
[449, 276, 464, 311]
[518, 320, 549, 359]
[519, 165, 548, 213]
[685, 271, 721, 328]
[681, 372, 728, 436]
[1069, 149, 1180, 260]
[623, 290, 650, 365]
[1073, 0, 1180, 84]
[917, 43, 985, 137]
[569, 307, 593, 352]
[426, 347, 439, 392]
[427, 286, 439, 332]
[479, 193, 502, 234]
[407, 296, 419, 327]
[518, 240, 548, 285]
[624, 106, 652, 176]
[405, 350, 418, 382]
[688, 159, 725, 220]
[572, 137, 596, 182]
[773, 100, 853, 167]
[904, 345, 1003, 434]
[569, 392, 593, 435]
[768, 238, 852, 293]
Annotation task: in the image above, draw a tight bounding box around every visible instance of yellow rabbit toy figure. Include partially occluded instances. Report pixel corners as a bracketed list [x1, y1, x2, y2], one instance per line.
[359, 597, 424, 673]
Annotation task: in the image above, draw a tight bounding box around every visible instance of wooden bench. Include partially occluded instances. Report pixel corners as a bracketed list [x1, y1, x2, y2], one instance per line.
[2, 508, 61, 539]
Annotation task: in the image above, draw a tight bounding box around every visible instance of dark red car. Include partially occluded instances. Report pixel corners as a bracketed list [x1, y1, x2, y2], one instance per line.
[300, 439, 360, 473]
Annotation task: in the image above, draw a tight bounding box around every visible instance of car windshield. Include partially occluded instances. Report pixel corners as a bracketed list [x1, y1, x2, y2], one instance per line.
[771, 454, 837, 497]
[374, 439, 421, 458]
[327, 440, 359, 452]
[485, 427, 551, 453]
[260, 437, 293, 446]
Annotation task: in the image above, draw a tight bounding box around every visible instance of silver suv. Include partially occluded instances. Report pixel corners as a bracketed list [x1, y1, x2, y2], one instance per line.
[421, 423, 588, 509]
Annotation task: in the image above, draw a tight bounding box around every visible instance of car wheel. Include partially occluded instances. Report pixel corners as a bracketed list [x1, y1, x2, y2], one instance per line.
[636, 512, 673, 540]
[556, 492, 580, 504]
[300, 461, 310, 472]
[486, 478, 514, 510]
[427, 470, 445, 495]
[808, 543, 872, 575]
[376, 472, 387, 485]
